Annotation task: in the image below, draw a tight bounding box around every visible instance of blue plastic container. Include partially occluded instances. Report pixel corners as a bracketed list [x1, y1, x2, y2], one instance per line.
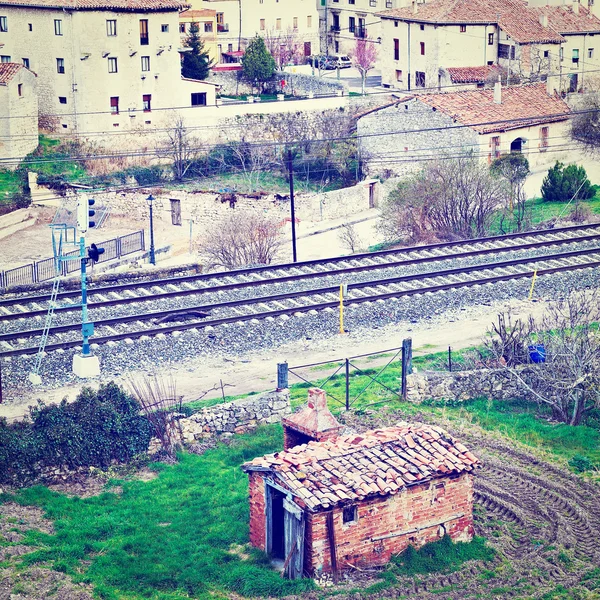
[528, 344, 546, 364]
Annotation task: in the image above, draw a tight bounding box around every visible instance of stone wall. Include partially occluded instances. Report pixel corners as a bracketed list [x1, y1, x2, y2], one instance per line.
[407, 368, 532, 404]
[178, 389, 291, 441]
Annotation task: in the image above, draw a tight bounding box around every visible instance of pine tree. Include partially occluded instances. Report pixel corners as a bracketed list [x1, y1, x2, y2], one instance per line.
[242, 35, 276, 92]
[181, 22, 214, 80]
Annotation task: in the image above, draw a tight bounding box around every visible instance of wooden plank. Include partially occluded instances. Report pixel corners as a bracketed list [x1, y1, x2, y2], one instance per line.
[370, 512, 465, 541]
[326, 511, 339, 583]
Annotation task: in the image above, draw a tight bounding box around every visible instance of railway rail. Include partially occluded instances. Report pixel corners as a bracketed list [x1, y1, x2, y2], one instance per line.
[2, 243, 600, 358]
[1, 222, 600, 325]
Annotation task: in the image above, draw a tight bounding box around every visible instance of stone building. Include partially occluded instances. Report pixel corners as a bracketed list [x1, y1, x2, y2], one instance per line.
[0, 0, 216, 137]
[357, 81, 571, 177]
[377, 0, 600, 93]
[0, 62, 37, 168]
[242, 388, 479, 579]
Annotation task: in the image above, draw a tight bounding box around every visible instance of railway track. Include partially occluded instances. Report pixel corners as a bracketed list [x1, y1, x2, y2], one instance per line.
[2, 244, 600, 357]
[2, 223, 600, 325]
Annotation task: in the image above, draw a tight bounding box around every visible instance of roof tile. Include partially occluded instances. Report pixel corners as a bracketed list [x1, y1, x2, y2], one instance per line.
[0, 0, 187, 11]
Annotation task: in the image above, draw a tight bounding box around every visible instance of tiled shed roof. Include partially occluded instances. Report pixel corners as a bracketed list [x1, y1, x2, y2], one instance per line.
[417, 82, 569, 133]
[377, 0, 597, 43]
[446, 65, 501, 84]
[0, 62, 27, 85]
[0, 0, 188, 11]
[242, 423, 479, 511]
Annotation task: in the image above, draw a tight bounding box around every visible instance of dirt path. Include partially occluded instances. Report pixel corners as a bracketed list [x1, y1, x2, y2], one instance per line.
[0, 295, 550, 422]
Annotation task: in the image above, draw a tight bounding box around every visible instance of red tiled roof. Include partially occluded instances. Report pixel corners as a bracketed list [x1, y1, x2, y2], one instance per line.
[0, 0, 188, 11]
[180, 8, 215, 18]
[446, 65, 501, 84]
[377, 0, 585, 43]
[417, 82, 569, 133]
[242, 423, 480, 511]
[0, 62, 26, 84]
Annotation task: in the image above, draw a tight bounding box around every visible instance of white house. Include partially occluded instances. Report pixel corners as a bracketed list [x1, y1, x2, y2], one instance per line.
[357, 81, 571, 177]
[0, 62, 37, 167]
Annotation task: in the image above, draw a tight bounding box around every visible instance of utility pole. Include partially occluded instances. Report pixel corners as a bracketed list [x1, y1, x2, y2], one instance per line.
[287, 149, 297, 262]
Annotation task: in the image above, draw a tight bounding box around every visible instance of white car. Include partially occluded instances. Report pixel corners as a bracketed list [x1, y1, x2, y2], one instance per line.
[330, 54, 352, 69]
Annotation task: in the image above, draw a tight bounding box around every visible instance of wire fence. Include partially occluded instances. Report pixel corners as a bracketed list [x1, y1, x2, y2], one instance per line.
[0, 230, 145, 289]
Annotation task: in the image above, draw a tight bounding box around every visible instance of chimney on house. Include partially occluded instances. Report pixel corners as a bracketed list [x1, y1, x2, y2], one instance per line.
[546, 74, 556, 95]
[281, 388, 344, 451]
[539, 13, 549, 27]
[494, 76, 502, 104]
[412, 1, 418, 14]
[573, 0, 580, 13]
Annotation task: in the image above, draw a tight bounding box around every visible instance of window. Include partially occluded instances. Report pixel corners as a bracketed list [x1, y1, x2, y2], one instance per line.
[420, 41, 425, 55]
[419, 23, 424, 30]
[491, 136, 501, 159]
[395, 69, 402, 81]
[540, 126, 549, 151]
[276, 18, 281, 30]
[589, 48, 594, 58]
[293, 16, 298, 29]
[204, 21, 213, 32]
[349, 0, 355, 4]
[179, 23, 185, 33]
[307, 15, 312, 27]
[143, 94, 151, 111]
[543, 50, 549, 58]
[56, 58, 65, 73]
[559, 46, 564, 61]
[573, 48, 579, 64]
[140, 19, 149, 45]
[0, 16, 7, 32]
[161, 24, 169, 32]
[342, 506, 358, 523]
[191, 92, 207, 106]
[22, 58, 29, 68]
[370, 0, 377, 6]
[141, 55, 150, 71]
[498, 43, 512, 59]
[415, 70, 425, 87]
[54, 19, 62, 35]
[387, 0, 393, 6]
[110, 96, 119, 114]
[460, 24, 466, 32]
[395, 20, 398, 26]
[349, 16, 355, 32]
[488, 32, 494, 45]
[17, 83, 22, 96]
[227, 43, 233, 52]
[0, 55, 10, 63]
[28, 23, 32, 31]
[394, 38, 399, 60]
[105, 20, 117, 37]
[108, 57, 118, 73]
[58, 96, 67, 104]
[260, 18, 265, 30]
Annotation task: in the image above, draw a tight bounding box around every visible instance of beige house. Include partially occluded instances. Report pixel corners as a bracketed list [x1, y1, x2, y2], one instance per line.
[0, 0, 216, 139]
[179, 8, 218, 65]
[357, 81, 571, 177]
[197, 0, 320, 63]
[377, 0, 600, 93]
[0, 62, 37, 167]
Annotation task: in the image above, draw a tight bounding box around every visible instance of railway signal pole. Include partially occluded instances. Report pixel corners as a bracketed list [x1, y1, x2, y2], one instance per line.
[72, 198, 101, 379]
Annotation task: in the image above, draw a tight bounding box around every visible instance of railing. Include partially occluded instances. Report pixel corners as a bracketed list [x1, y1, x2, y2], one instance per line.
[217, 23, 229, 33]
[330, 25, 340, 32]
[354, 27, 367, 38]
[0, 230, 145, 289]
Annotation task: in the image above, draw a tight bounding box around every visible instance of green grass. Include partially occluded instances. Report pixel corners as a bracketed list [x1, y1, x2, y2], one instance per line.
[0, 170, 23, 204]
[1, 424, 315, 600]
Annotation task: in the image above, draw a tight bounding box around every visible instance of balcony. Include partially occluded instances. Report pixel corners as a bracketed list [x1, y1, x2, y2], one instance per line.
[330, 25, 340, 32]
[354, 27, 367, 38]
[217, 23, 229, 33]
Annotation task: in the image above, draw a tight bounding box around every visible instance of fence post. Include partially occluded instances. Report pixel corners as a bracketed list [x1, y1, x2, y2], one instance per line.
[276, 362, 288, 391]
[116, 235, 122, 259]
[401, 346, 408, 400]
[448, 346, 452, 372]
[141, 229, 146, 251]
[402, 338, 413, 375]
[345, 358, 350, 411]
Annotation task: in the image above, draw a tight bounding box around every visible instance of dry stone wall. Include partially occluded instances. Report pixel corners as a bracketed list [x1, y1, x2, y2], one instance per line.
[179, 389, 291, 441]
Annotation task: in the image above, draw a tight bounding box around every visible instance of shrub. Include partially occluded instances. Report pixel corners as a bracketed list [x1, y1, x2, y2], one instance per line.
[541, 162, 595, 203]
[124, 165, 165, 186]
[568, 454, 594, 473]
[0, 382, 152, 486]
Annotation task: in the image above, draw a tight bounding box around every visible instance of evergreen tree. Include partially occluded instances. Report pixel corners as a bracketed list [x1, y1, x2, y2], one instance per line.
[181, 23, 214, 80]
[541, 161, 595, 203]
[242, 35, 276, 92]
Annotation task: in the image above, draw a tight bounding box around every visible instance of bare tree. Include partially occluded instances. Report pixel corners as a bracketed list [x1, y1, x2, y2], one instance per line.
[486, 293, 600, 425]
[159, 114, 201, 181]
[571, 86, 600, 150]
[338, 222, 362, 253]
[491, 153, 531, 233]
[350, 37, 378, 95]
[264, 26, 302, 69]
[197, 211, 283, 269]
[378, 156, 509, 244]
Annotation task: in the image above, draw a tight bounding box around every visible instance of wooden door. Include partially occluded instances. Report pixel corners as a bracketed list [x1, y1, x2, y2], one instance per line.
[283, 497, 305, 579]
[170, 199, 182, 226]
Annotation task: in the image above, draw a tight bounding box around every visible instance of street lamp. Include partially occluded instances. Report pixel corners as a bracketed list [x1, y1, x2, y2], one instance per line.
[146, 194, 156, 265]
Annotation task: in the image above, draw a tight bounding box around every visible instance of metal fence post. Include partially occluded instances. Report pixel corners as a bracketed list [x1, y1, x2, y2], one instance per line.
[448, 346, 453, 372]
[345, 358, 350, 411]
[277, 362, 288, 390]
[116, 235, 122, 259]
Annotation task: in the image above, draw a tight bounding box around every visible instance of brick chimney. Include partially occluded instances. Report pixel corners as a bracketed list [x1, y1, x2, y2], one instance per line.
[573, 0, 580, 14]
[539, 13, 549, 27]
[493, 76, 502, 104]
[282, 388, 343, 450]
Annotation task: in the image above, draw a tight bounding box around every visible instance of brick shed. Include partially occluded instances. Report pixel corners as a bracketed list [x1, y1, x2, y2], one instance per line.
[242, 389, 480, 579]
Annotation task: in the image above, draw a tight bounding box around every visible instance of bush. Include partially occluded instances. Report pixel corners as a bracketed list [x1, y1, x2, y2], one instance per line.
[568, 454, 594, 473]
[0, 382, 152, 486]
[124, 165, 165, 186]
[541, 162, 595, 203]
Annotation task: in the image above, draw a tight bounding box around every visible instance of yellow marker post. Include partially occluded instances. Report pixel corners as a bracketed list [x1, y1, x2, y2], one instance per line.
[528, 269, 538, 301]
[339, 284, 345, 334]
